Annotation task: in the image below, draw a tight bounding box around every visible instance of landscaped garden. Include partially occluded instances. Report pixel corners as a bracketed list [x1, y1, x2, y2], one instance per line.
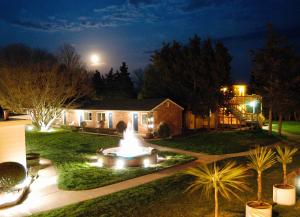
[30, 149, 300, 217]
[151, 129, 281, 154]
[25, 129, 195, 190]
[272, 121, 300, 136]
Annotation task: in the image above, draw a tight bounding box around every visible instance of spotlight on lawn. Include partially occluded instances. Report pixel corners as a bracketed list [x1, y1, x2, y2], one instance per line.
[26, 125, 34, 131]
[143, 158, 150, 168]
[115, 159, 125, 170]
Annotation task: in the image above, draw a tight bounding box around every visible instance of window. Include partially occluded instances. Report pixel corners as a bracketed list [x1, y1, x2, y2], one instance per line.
[141, 113, 148, 125]
[83, 112, 92, 121]
[97, 113, 106, 121]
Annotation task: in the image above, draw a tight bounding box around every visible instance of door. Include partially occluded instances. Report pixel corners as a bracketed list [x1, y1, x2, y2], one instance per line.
[108, 113, 113, 128]
[133, 113, 138, 132]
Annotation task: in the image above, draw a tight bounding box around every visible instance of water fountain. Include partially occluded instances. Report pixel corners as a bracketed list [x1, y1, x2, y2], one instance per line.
[98, 123, 158, 168]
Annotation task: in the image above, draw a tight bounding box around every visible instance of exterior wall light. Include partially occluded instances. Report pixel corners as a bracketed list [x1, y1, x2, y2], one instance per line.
[115, 159, 125, 170]
[143, 158, 150, 168]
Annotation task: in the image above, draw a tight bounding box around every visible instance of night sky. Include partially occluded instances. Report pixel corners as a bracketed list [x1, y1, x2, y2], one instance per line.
[1, 0, 300, 82]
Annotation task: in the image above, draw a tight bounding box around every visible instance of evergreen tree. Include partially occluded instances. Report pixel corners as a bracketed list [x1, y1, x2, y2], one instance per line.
[250, 24, 298, 135]
[118, 62, 135, 98]
[92, 70, 105, 99]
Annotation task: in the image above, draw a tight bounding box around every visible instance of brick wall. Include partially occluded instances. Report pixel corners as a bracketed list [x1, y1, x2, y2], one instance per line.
[153, 100, 183, 136]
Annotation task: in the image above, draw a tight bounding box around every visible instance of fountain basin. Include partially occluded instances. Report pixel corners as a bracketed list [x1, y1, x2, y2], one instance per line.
[99, 147, 158, 167]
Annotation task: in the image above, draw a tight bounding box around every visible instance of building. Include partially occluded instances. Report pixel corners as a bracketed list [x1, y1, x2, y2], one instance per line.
[186, 84, 264, 129]
[59, 98, 184, 136]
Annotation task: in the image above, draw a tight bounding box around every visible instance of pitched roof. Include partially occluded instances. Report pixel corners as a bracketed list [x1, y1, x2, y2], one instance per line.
[76, 98, 183, 111]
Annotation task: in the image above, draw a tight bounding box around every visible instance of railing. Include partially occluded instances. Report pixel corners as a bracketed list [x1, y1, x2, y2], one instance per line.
[230, 95, 262, 105]
[227, 94, 263, 124]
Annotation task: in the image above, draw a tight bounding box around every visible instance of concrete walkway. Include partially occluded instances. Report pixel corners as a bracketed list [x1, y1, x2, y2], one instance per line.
[0, 144, 251, 217]
[262, 126, 300, 144]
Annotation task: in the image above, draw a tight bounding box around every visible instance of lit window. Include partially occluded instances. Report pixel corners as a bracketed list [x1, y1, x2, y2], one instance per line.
[97, 113, 106, 121]
[141, 113, 147, 125]
[84, 112, 92, 121]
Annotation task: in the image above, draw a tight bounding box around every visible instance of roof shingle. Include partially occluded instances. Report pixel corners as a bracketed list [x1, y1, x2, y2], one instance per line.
[77, 98, 172, 111]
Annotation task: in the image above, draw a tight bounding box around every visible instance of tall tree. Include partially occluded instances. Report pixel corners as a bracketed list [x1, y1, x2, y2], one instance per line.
[141, 35, 233, 130]
[92, 70, 105, 99]
[250, 24, 298, 135]
[0, 44, 89, 131]
[57, 44, 84, 71]
[131, 68, 144, 98]
[118, 62, 135, 98]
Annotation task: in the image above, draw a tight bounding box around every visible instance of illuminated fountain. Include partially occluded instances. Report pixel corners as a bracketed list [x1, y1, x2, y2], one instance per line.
[98, 123, 158, 168]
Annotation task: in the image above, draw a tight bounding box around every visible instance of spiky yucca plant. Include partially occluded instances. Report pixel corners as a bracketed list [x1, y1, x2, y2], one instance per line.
[275, 145, 298, 186]
[185, 161, 249, 217]
[248, 146, 276, 202]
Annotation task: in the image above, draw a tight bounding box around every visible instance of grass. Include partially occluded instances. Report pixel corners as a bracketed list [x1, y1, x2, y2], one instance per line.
[151, 129, 281, 154]
[26, 130, 195, 190]
[272, 121, 300, 136]
[31, 151, 300, 217]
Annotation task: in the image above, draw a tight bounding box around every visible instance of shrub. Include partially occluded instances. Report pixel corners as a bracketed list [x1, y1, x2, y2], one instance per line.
[0, 162, 26, 192]
[158, 122, 170, 138]
[116, 121, 127, 133]
[80, 121, 87, 128]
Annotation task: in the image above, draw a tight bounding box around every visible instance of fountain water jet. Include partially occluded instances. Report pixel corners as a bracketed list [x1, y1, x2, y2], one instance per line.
[99, 123, 158, 167]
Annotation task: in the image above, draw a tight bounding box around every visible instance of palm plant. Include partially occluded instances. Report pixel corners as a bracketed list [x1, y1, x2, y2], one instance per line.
[185, 161, 249, 217]
[275, 145, 298, 186]
[247, 146, 276, 202]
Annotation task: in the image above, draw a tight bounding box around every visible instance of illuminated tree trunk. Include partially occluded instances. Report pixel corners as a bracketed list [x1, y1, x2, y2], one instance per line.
[257, 171, 262, 202]
[283, 163, 287, 186]
[268, 107, 273, 135]
[278, 112, 283, 136]
[215, 187, 219, 217]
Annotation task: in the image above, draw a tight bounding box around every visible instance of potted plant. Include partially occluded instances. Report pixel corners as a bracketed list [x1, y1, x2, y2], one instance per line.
[273, 145, 298, 205]
[185, 161, 249, 217]
[246, 146, 276, 217]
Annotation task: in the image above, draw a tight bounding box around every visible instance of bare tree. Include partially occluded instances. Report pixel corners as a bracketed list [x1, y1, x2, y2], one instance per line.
[0, 64, 89, 131]
[57, 44, 85, 71]
[0, 44, 90, 131]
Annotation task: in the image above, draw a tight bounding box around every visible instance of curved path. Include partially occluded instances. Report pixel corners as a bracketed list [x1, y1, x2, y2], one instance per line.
[0, 143, 252, 217]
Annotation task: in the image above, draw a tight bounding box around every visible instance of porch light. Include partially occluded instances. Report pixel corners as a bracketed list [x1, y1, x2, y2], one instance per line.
[249, 100, 257, 113]
[143, 158, 150, 168]
[115, 159, 125, 170]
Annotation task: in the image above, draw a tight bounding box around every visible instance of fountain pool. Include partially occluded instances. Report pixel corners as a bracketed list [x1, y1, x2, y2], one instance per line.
[98, 123, 158, 168]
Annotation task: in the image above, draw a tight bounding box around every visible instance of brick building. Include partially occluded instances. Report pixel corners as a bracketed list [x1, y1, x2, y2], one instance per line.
[60, 98, 184, 136]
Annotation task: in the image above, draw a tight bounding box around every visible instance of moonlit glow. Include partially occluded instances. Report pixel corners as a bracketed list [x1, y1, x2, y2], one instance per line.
[90, 53, 100, 66]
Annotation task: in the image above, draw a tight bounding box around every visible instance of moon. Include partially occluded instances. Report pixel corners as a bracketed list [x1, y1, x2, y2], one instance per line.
[90, 53, 101, 66]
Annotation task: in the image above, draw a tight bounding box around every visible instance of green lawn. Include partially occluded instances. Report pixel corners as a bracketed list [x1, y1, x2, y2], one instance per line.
[31, 151, 300, 217]
[151, 130, 281, 154]
[26, 130, 195, 190]
[272, 121, 300, 136]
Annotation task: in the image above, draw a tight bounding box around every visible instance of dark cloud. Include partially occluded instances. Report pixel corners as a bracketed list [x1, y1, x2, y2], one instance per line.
[128, 0, 155, 5]
[219, 26, 300, 42]
[182, 0, 227, 12]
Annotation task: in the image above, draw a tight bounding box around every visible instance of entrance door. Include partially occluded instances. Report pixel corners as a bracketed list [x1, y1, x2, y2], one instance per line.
[108, 113, 113, 128]
[133, 113, 138, 132]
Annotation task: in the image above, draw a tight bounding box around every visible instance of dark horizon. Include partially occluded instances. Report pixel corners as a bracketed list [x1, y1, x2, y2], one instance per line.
[1, 0, 300, 82]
